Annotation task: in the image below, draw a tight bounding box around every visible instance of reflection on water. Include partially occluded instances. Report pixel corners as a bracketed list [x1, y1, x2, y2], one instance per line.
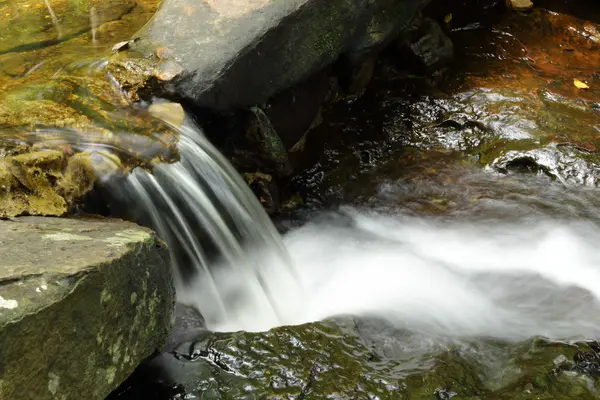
[0, 0, 159, 88]
[287, 0, 600, 210]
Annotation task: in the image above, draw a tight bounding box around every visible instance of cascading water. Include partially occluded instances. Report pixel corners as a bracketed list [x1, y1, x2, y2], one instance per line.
[96, 120, 303, 330]
[39, 108, 600, 345]
[26, 114, 302, 330]
[111, 117, 600, 343]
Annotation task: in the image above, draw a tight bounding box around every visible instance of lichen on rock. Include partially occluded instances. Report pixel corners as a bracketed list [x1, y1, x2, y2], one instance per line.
[0, 216, 175, 400]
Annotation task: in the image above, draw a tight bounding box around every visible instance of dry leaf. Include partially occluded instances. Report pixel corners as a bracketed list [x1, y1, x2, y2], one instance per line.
[574, 79, 590, 89]
[183, 5, 195, 16]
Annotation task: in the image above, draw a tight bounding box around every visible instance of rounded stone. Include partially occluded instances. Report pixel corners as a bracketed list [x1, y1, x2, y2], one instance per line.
[0, 216, 175, 400]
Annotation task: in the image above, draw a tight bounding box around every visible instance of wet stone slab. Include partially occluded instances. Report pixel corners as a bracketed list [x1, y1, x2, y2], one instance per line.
[0, 216, 175, 400]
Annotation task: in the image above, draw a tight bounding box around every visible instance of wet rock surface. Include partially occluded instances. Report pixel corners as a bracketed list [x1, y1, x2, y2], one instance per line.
[400, 16, 454, 72]
[110, 1, 600, 399]
[110, 0, 429, 111]
[0, 83, 180, 217]
[115, 310, 600, 399]
[0, 216, 175, 400]
[281, 0, 600, 207]
[0, 0, 180, 217]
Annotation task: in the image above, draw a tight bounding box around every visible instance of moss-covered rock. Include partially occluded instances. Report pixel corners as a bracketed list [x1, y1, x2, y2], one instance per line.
[0, 66, 182, 217]
[0, 149, 96, 217]
[0, 216, 175, 400]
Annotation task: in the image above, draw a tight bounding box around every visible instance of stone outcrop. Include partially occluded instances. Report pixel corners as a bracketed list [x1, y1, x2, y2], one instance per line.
[110, 0, 430, 111]
[0, 217, 175, 400]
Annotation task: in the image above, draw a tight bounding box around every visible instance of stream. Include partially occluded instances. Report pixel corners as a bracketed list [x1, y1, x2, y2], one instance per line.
[109, 1, 600, 398]
[3, 0, 600, 399]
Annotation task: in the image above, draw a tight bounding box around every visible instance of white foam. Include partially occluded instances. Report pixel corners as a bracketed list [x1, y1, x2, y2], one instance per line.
[187, 208, 600, 342]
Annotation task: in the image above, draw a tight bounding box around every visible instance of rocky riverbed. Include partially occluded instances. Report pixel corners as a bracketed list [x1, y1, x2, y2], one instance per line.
[111, 0, 600, 399]
[3, 0, 600, 399]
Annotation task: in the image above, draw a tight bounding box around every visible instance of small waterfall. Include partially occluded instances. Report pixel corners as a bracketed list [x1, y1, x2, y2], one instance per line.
[106, 121, 302, 330]
[29, 115, 302, 331]
[24, 110, 600, 340]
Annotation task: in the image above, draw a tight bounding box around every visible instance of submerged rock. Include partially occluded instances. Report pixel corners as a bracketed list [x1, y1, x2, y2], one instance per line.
[109, 0, 429, 111]
[0, 0, 159, 89]
[0, 217, 174, 400]
[398, 16, 454, 73]
[0, 0, 135, 55]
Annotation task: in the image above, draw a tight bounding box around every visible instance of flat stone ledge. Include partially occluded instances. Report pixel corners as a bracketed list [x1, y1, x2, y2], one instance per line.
[0, 216, 175, 400]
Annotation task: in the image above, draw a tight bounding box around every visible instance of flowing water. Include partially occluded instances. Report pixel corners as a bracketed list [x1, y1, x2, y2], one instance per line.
[83, 117, 600, 343]
[170, 145, 600, 342]
[217, 203, 600, 339]
[101, 121, 302, 330]
[112, 133, 600, 399]
[3, 0, 600, 398]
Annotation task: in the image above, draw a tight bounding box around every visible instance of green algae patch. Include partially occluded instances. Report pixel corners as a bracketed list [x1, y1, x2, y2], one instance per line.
[0, 149, 97, 217]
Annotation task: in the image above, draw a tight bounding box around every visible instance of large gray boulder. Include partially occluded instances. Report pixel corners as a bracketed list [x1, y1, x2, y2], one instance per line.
[0, 217, 175, 400]
[110, 0, 429, 111]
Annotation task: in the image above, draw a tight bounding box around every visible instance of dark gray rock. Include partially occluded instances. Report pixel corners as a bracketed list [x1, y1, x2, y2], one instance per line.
[112, 0, 430, 111]
[402, 16, 454, 72]
[215, 106, 293, 177]
[0, 217, 175, 400]
[264, 70, 330, 150]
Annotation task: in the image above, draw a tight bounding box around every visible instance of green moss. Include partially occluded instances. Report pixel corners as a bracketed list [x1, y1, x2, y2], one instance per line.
[0, 217, 174, 400]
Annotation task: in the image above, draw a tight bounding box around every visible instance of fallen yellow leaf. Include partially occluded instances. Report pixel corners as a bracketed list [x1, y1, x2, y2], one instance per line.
[183, 5, 195, 16]
[574, 79, 590, 89]
[444, 13, 453, 24]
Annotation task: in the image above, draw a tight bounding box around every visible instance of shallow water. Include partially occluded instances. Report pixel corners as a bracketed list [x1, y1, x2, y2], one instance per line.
[126, 2, 600, 398]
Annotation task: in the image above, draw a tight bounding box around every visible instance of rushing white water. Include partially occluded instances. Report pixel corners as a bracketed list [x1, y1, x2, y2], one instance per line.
[202, 208, 600, 341]
[51, 111, 600, 343]
[28, 115, 302, 330]
[100, 121, 302, 329]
